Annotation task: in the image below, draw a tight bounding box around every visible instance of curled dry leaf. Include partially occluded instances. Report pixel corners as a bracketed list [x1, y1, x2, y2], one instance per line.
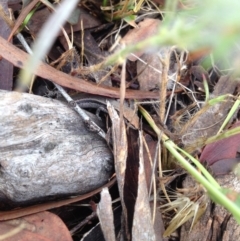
[124, 128, 141, 238]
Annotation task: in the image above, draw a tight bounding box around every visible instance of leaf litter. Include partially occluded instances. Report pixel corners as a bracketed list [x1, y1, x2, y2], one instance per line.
[0, 0, 240, 241]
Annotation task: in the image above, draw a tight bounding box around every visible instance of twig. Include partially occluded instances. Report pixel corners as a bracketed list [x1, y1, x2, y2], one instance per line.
[16, 33, 106, 139]
[70, 211, 97, 235]
[1, 1, 106, 138]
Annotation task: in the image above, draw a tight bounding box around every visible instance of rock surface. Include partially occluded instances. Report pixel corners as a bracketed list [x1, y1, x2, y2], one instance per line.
[0, 91, 113, 204]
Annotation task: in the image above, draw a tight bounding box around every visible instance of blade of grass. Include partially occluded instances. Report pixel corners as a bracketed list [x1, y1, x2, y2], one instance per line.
[203, 74, 209, 102]
[139, 104, 219, 187]
[206, 126, 240, 145]
[139, 104, 240, 223]
[18, 0, 79, 90]
[217, 95, 240, 134]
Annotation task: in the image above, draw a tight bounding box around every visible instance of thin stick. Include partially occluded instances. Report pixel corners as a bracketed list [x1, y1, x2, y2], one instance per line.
[15, 33, 106, 139]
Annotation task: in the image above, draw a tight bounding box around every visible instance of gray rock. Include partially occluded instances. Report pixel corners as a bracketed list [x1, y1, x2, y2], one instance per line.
[0, 91, 113, 204]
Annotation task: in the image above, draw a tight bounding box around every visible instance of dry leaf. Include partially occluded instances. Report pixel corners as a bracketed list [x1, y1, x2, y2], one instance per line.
[97, 188, 116, 241]
[0, 211, 72, 241]
[132, 132, 157, 241]
[0, 35, 160, 99]
[120, 18, 161, 61]
[27, 7, 100, 37]
[124, 128, 141, 236]
[182, 75, 239, 148]
[200, 121, 240, 175]
[137, 53, 163, 91]
[71, 30, 112, 86]
[200, 121, 240, 165]
[107, 102, 129, 239]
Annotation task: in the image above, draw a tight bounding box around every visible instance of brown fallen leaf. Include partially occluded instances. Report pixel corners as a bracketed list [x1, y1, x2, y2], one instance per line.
[200, 121, 240, 165]
[186, 47, 211, 65]
[27, 7, 101, 37]
[181, 75, 239, 149]
[132, 132, 158, 241]
[137, 52, 163, 91]
[124, 128, 141, 238]
[0, 35, 160, 99]
[7, 0, 39, 41]
[124, 129, 164, 240]
[107, 102, 130, 239]
[72, 30, 112, 86]
[200, 121, 240, 175]
[120, 18, 161, 61]
[97, 188, 116, 241]
[0, 211, 72, 241]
